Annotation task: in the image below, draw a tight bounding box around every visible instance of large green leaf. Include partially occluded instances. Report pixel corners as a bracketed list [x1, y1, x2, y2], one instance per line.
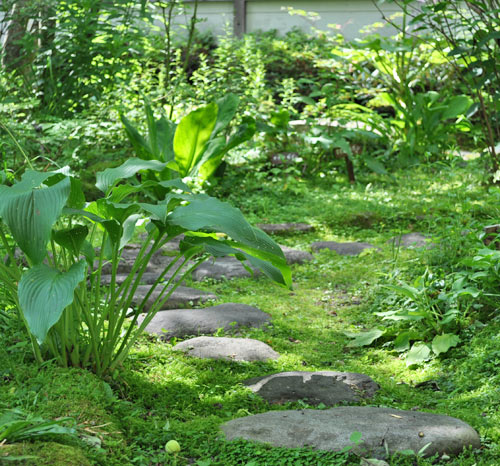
[96, 158, 167, 193]
[213, 94, 239, 136]
[120, 113, 151, 160]
[441, 95, 471, 120]
[0, 176, 70, 265]
[345, 329, 384, 347]
[406, 342, 431, 366]
[168, 197, 284, 258]
[173, 103, 218, 177]
[52, 225, 89, 257]
[18, 261, 86, 344]
[432, 334, 459, 355]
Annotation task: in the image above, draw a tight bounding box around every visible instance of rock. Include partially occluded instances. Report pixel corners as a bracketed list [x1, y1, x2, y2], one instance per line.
[221, 407, 480, 459]
[130, 285, 217, 310]
[192, 246, 312, 281]
[256, 223, 314, 235]
[173, 336, 279, 362]
[387, 232, 435, 249]
[281, 246, 314, 264]
[483, 224, 500, 249]
[243, 371, 379, 406]
[311, 241, 378, 256]
[101, 271, 179, 286]
[137, 303, 271, 339]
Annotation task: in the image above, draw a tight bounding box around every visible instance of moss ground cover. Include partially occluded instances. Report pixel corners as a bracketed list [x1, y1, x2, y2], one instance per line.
[0, 161, 499, 465]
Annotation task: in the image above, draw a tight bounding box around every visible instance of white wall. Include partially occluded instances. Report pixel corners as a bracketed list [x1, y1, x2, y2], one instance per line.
[189, 0, 401, 40]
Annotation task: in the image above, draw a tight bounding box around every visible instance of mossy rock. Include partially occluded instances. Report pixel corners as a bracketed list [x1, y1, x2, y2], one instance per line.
[0, 441, 90, 465]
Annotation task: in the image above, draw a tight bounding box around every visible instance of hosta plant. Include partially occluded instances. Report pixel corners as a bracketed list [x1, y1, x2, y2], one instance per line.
[0, 160, 291, 376]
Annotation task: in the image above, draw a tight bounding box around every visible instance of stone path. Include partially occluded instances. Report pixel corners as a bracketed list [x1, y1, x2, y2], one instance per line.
[130, 285, 217, 310]
[311, 241, 378, 256]
[137, 303, 271, 339]
[221, 407, 480, 459]
[256, 223, 314, 235]
[387, 232, 435, 249]
[172, 336, 279, 362]
[243, 371, 379, 405]
[192, 246, 312, 281]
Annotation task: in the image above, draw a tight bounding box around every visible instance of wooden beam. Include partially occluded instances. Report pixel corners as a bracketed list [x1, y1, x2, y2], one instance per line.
[234, 0, 246, 37]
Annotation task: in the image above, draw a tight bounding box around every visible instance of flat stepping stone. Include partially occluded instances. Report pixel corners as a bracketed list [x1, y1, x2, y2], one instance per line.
[243, 371, 379, 406]
[256, 223, 314, 235]
[137, 303, 271, 339]
[131, 285, 217, 310]
[387, 232, 435, 249]
[221, 407, 480, 459]
[311, 241, 377, 256]
[192, 246, 312, 281]
[173, 336, 279, 362]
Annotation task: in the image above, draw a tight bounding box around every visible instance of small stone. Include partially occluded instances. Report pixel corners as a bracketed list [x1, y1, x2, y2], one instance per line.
[256, 223, 314, 235]
[387, 232, 435, 249]
[311, 241, 378, 256]
[173, 336, 279, 362]
[243, 371, 379, 406]
[220, 407, 480, 459]
[137, 303, 271, 339]
[130, 285, 217, 311]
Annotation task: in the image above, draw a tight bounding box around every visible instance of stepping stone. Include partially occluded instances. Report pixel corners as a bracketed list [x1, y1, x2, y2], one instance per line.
[173, 336, 279, 362]
[243, 371, 379, 406]
[137, 303, 271, 339]
[221, 407, 480, 459]
[311, 241, 377, 256]
[387, 232, 435, 249]
[131, 285, 217, 310]
[256, 223, 314, 235]
[192, 246, 312, 281]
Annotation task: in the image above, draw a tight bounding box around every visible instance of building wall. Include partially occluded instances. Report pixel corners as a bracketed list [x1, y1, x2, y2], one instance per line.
[191, 0, 401, 39]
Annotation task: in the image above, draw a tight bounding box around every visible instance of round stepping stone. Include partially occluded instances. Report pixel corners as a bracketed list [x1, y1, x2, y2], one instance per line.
[281, 246, 313, 264]
[387, 232, 435, 249]
[221, 407, 480, 459]
[137, 303, 271, 339]
[131, 285, 217, 310]
[256, 223, 314, 235]
[311, 241, 377, 256]
[173, 336, 279, 362]
[243, 371, 379, 406]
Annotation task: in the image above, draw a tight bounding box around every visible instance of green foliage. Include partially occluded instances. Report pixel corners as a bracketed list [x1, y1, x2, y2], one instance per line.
[121, 96, 255, 188]
[0, 163, 290, 376]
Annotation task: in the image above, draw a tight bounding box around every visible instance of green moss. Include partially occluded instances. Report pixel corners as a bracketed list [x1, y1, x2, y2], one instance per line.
[0, 442, 90, 466]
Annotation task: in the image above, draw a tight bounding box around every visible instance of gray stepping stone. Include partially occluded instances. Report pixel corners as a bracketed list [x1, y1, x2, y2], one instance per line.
[311, 241, 377, 256]
[173, 336, 279, 362]
[387, 232, 435, 249]
[137, 303, 271, 339]
[192, 246, 312, 281]
[131, 285, 217, 310]
[221, 407, 480, 459]
[256, 223, 314, 235]
[243, 371, 379, 406]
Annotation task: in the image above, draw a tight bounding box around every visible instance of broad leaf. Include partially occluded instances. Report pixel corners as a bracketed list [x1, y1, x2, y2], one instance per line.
[52, 225, 89, 257]
[213, 93, 239, 135]
[0, 176, 70, 264]
[96, 158, 167, 193]
[345, 329, 384, 347]
[441, 95, 471, 120]
[432, 334, 459, 355]
[18, 261, 86, 344]
[406, 342, 431, 366]
[173, 103, 218, 176]
[393, 330, 421, 352]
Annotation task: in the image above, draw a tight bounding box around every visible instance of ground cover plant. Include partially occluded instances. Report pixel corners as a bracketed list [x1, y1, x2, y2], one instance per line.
[1, 1, 500, 464]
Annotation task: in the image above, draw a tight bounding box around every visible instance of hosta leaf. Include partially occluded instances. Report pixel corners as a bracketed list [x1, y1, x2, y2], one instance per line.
[52, 225, 89, 257]
[0, 176, 70, 265]
[213, 93, 239, 135]
[173, 103, 218, 176]
[18, 261, 86, 344]
[96, 158, 166, 193]
[432, 334, 459, 355]
[345, 329, 384, 347]
[393, 330, 422, 352]
[406, 342, 431, 366]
